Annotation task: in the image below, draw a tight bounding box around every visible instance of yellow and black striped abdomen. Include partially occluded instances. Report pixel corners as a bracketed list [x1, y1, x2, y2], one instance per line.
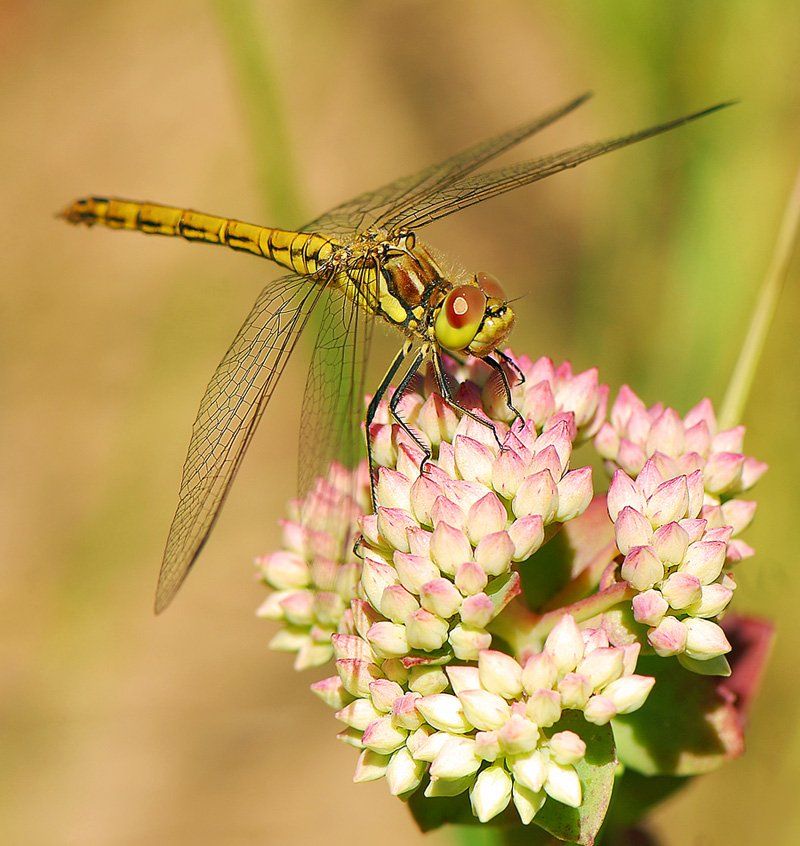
[61, 196, 335, 276]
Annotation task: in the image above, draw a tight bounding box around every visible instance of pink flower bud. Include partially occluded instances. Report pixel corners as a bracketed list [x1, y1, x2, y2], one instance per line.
[335, 698, 382, 730]
[429, 521, 472, 576]
[467, 492, 508, 544]
[525, 688, 562, 727]
[740, 458, 768, 491]
[576, 646, 625, 689]
[720, 499, 757, 535]
[652, 521, 690, 565]
[704, 452, 745, 495]
[331, 633, 374, 662]
[646, 408, 685, 458]
[690, 583, 734, 618]
[310, 675, 353, 709]
[614, 506, 653, 555]
[431, 495, 466, 532]
[534, 421, 573, 471]
[376, 467, 412, 511]
[473, 530, 515, 576]
[454, 435, 495, 485]
[492, 447, 527, 498]
[419, 577, 462, 619]
[380, 584, 420, 623]
[544, 614, 585, 673]
[645, 476, 689, 526]
[361, 557, 399, 610]
[489, 716, 533, 759]
[602, 674, 655, 713]
[393, 551, 440, 594]
[369, 678, 404, 712]
[392, 692, 424, 730]
[684, 420, 712, 457]
[595, 422, 621, 460]
[523, 379, 556, 427]
[449, 623, 492, 660]
[460, 593, 495, 628]
[680, 540, 726, 585]
[636, 459, 664, 500]
[549, 730, 587, 766]
[409, 474, 443, 527]
[661, 572, 702, 610]
[337, 658, 384, 698]
[558, 672, 592, 709]
[479, 649, 524, 699]
[632, 589, 668, 626]
[711, 425, 745, 454]
[647, 616, 688, 657]
[684, 397, 717, 433]
[620, 546, 664, 591]
[583, 695, 617, 725]
[607, 470, 646, 521]
[362, 715, 407, 754]
[405, 608, 449, 651]
[508, 514, 545, 561]
[259, 550, 310, 589]
[376, 507, 415, 553]
[455, 560, 488, 596]
[684, 618, 731, 660]
[555, 466, 593, 521]
[522, 652, 558, 694]
[367, 621, 410, 658]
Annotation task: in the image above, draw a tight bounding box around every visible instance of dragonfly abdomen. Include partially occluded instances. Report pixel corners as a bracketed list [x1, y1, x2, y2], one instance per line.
[61, 197, 335, 276]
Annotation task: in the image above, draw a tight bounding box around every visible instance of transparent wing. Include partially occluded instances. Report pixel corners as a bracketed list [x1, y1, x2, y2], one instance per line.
[387, 101, 734, 232]
[304, 93, 592, 235]
[155, 272, 326, 612]
[298, 261, 377, 499]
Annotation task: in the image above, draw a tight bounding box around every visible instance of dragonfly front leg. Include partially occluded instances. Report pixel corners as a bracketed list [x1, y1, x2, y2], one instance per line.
[484, 353, 525, 428]
[432, 351, 504, 450]
[388, 348, 431, 477]
[366, 341, 414, 512]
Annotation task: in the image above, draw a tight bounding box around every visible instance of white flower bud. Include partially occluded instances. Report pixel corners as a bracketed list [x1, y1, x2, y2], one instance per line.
[408, 666, 449, 696]
[512, 783, 546, 825]
[366, 621, 409, 658]
[509, 748, 547, 792]
[335, 698, 382, 730]
[416, 694, 472, 733]
[430, 736, 481, 780]
[602, 674, 655, 714]
[470, 764, 513, 822]
[458, 689, 511, 731]
[544, 761, 582, 808]
[522, 651, 558, 694]
[544, 614, 584, 674]
[353, 749, 390, 783]
[449, 624, 492, 660]
[684, 617, 732, 660]
[576, 647, 624, 690]
[386, 747, 426, 796]
[361, 715, 407, 754]
[583, 694, 617, 725]
[525, 689, 561, 728]
[446, 665, 481, 695]
[405, 608, 449, 651]
[479, 650, 524, 699]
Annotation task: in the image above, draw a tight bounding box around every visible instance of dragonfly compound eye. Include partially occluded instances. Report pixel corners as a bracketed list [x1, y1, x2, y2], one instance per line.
[475, 271, 506, 300]
[434, 284, 487, 351]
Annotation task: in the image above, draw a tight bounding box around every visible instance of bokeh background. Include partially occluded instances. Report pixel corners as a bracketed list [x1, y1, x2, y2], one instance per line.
[2, 1, 799, 844]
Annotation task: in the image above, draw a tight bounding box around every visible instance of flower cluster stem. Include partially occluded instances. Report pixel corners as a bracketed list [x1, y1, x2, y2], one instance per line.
[720, 159, 800, 428]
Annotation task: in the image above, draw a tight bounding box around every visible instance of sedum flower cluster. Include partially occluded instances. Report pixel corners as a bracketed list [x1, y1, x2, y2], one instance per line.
[255, 351, 767, 834]
[596, 387, 766, 669]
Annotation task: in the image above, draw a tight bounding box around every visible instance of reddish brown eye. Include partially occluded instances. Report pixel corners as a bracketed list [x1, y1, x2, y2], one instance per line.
[475, 271, 506, 300]
[445, 285, 486, 329]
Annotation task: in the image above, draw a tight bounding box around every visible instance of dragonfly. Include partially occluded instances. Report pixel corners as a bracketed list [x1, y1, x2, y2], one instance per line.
[61, 93, 731, 612]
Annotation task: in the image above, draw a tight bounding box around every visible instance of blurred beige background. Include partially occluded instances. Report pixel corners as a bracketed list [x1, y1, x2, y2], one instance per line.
[2, 1, 799, 844]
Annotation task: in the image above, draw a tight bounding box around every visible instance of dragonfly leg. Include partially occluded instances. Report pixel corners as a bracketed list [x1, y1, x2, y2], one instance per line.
[365, 341, 413, 511]
[432, 351, 504, 450]
[494, 349, 526, 386]
[484, 354, 524, 428]
[388, 348, 431, 475]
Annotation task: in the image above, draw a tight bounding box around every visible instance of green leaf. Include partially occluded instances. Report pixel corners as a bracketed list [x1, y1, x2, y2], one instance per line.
[535, 712, 617, 845]
[612, 656, 743, 776]
[677, 652, 732, 677]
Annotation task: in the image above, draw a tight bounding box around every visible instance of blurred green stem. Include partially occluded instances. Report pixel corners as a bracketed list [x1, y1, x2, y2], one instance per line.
[719, 160, 800, 428]
[212, 0, 303, 223]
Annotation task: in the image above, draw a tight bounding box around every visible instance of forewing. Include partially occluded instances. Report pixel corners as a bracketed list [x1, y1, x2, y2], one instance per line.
[298, 262, 376, 499]
[304, 93, 592, 235]
[154, 273, 326, 612]
[389, 101, 734, 231]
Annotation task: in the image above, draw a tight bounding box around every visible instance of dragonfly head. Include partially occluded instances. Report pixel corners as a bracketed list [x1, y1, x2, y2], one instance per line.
[433, 272, 515, 358]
